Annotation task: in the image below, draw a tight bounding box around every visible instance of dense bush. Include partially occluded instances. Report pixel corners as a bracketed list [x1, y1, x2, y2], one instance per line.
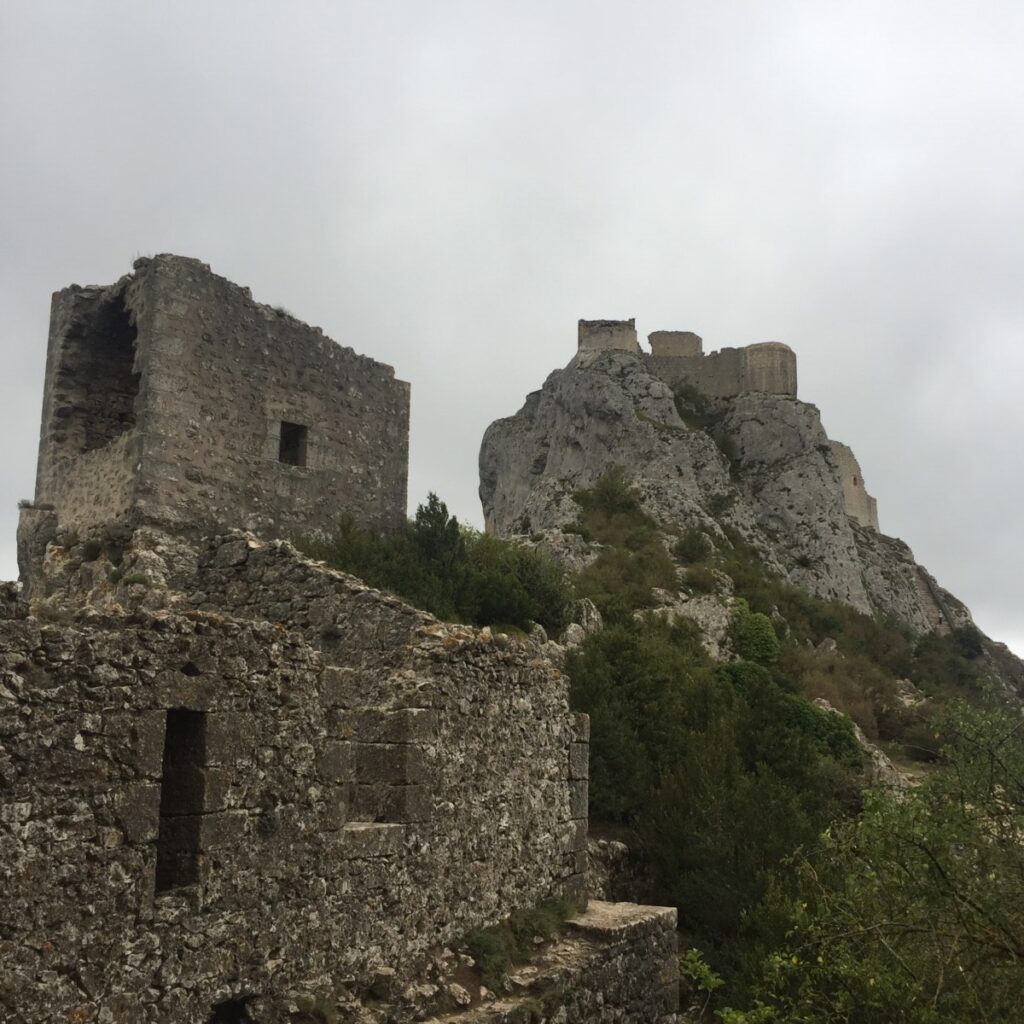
[297, 493, 572, 632]
[566, 618, 862, 958]
[730, 600, 781, 666]
[724, 701, 1024, 1023]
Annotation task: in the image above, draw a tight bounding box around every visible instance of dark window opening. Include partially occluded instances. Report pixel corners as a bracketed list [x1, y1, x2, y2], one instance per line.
[52, 291, 140, 457]
[853, 476, 859, 487]
[155, 708, 207, 894]
[208, 998, 254, 1023]
[278, 421, 308, 466]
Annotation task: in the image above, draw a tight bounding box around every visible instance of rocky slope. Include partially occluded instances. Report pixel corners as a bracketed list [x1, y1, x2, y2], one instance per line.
[480, 349, 1018, 678]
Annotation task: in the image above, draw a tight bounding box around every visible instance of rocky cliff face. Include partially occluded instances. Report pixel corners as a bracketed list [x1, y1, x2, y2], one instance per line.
[479, 349, 972, 636]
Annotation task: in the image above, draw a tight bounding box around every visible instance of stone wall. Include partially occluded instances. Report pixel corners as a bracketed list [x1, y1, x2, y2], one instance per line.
[644, 340, 797, 398]
[26, 255, 409, 549]
[648, 331, 702, 358]
[427, 902, 679, 1023]
[829, 441, 879, 531]
[1, 539, 594, 1021]
[578, 319, 640, 353]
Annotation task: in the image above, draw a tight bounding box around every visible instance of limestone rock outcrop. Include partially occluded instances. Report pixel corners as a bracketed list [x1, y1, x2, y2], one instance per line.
[479, 348, 972, 636]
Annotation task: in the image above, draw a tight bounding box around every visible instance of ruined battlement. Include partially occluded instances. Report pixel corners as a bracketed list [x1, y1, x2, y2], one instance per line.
[23, 255, 409, 557]
[830, 440, 880, 531]
[577, 318, 641, 353]
[577, 318, 798, 398]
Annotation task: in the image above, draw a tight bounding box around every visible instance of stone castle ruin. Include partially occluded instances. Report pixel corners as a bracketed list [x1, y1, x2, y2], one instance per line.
[577, 318, 878, 531]
[2, 259, 678, 1023]
[18, 255, 410, 592]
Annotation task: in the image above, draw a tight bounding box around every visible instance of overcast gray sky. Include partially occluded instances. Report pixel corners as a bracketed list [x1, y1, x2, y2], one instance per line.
[2, 1, 1022, 653]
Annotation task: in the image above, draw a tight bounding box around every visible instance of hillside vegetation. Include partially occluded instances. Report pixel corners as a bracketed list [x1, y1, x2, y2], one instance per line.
[300, 481, 1023, 1022]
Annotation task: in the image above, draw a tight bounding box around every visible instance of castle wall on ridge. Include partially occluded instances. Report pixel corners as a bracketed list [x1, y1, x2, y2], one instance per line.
[830, 440, 880, 531]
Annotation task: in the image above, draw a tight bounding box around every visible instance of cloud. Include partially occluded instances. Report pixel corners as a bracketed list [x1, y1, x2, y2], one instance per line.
[2, 0, 1021, 652]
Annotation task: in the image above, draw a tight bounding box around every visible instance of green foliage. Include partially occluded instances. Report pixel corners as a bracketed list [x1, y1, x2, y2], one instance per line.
[685, 564, 719, 594]
[680, 525, 995, 743]
[730, 701, 1024, 1023]
[461, 897, 583, 991]
[571, 468, 676, 621]
[674, 527, 713, 564]
[566, 619, 861, 956]
[731, 600, 781, 666]
[297, 494, 572, 632]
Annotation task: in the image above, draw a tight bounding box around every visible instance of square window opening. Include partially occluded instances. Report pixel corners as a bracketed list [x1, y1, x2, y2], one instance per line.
[278, 421, 308, 467]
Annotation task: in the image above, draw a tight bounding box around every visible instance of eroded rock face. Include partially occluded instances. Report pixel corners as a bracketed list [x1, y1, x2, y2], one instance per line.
[479, 349, 972, 634]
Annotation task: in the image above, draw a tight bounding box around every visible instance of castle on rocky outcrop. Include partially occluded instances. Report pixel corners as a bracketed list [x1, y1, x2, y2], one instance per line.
[479, 317, 975, 636]
[576, 318, 878, 530]
[2, 262, 678, 1024]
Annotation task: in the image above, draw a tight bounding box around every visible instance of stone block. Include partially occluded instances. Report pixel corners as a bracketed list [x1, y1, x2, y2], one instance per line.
[335, 708, 437, 744]
[322, 785, 350, 830]
[572, 712, 590, 743]
[198, 810, 247, 849]
[569, 819, 588, 853]
[316, 740, 354, 783]
[205, 712, 255, 766]
[354, 742, 424, 784]
[569, 742, 589, 781]
[129, 711, 167, 778]
[321, 665, 359, 708]
[351, 784, 429, 823]
[338, 821, 406, 859]
[114, 783, 160, 844]
[570, 779, 588, 820]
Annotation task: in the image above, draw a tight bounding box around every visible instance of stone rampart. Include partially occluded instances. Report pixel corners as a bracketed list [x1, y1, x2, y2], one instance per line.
[648, 330, 702, 358]
[644, 340, 797, 397]
[829, 441, 880, 531]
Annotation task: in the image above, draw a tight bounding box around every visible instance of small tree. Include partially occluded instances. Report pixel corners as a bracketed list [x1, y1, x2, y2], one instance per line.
[731, 600, 781, 666]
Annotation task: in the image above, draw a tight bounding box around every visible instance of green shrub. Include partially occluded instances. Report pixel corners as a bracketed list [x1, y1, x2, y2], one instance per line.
[566, 620, 860, 957]
[731, 600, 781, 666]
[731, 701, 1024, 1022]
[685, 564, 718, 594]
[461, 897, 582, 991]
[297, 494, 572, 633]
[570, 467, 675, 621]
[673, 527, 713, 564]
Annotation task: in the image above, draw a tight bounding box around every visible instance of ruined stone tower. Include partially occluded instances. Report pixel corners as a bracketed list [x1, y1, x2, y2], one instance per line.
[19, 255, 409, 579]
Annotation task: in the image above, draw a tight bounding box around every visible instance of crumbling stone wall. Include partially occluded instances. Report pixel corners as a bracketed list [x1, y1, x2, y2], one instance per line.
[23, 255, 409, 558]
[1, 549, 591, 1021]
[428, 902, 679, 1023]
[830, 440, 879, 531]
[577, 318, 640, 353]
[573, 319, 797, 396]
[644, 340, 797, 398]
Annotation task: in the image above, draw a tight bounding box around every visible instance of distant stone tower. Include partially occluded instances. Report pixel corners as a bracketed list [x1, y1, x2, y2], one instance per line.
[830, 441, 880, 530]
[19, 255, 409, 575]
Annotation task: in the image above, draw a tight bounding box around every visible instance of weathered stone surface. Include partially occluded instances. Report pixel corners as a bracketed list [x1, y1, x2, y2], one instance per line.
[480, 347, 982, 638]
[420, 902, 678, 1024]
[1, 534, 644, 1023]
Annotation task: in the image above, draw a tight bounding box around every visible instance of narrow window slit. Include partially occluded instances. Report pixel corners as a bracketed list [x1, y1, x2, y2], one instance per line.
[278, 421, 308, 466]
[155, 708, 207, 893]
